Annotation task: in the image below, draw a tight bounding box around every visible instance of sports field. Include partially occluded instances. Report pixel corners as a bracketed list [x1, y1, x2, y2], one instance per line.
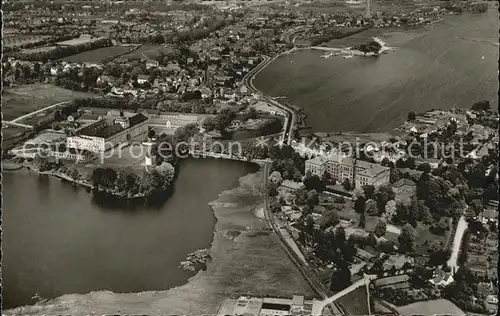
[62, 46, 132, 63]
[2, 84, 96, 121]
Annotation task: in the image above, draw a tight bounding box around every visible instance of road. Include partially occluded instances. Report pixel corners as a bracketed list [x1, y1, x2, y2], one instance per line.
[447, 213, 469, 273]
[10, 100, 72, 123]
[2, 121, 33, 129]
[243, 54, 297, 146]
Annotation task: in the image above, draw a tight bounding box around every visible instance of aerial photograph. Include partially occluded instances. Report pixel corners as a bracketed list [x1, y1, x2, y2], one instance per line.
[1, 0, 498, 315]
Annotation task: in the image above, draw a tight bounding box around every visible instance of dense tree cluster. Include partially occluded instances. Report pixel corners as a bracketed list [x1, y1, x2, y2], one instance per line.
[91, 163, 175, 198]
[358, 40, 382, 54]
[16, 38, 112, 61]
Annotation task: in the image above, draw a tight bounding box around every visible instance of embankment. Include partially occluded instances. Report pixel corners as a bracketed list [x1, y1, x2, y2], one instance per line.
[3, 167, 315, 315]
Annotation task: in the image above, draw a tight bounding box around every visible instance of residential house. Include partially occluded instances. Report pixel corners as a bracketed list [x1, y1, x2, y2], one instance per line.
[429, 269, 454, 287]
[373, 274, 410, 289]
[393, 178, 416, 204]
[280, 180, 305, 194]
[97, 75, 116, 87]
[137, 75, 149, 85]
[146, 60, 159, 69]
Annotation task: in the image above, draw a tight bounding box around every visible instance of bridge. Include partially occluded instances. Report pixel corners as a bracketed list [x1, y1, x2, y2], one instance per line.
[188, 149, 272, 164]
[311, 274, 377, 315]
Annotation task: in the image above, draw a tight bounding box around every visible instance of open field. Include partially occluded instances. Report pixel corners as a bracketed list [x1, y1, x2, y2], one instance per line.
[414, 224, 448, 253]
[3, 34, 51, 48]
[22, 46, 58, 54]
[62, 46, 132, 63]
[85, 143, 148, 170]
[396, 298, 465, 315]
[57, 36, 107, 46]
[2, 126, 33, 150]
[2, 84, 96, 121]
[119, 44, 171, 60]
[338, 286, 370, 315]
[2, 92, 54, 121]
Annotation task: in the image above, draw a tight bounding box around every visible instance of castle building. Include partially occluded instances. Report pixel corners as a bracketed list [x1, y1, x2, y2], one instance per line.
[66, 113, 148, 153]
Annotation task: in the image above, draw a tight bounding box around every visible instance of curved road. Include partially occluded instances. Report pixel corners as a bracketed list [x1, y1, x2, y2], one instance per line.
[243, 54, 297, 145]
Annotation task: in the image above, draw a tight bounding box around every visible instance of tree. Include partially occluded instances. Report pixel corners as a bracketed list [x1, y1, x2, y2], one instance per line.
[390, 168, 403, 184]
[427, 240, 450, 266]
[398, 223, 417, 252]
[354, 196, 366, 214]
[335, 226, 346, 245]
[269, 171, 283, 185]
[375, 185, 395, 214]
[407, 111, 416, 121]
[342, 178, 352, 191]
[381, 157, 394, 168]
[320, 210, 340, 230]
[374, 218, 387, 237]
[470, 199, 483, 216]
[330, 262, 352, 291]
[268, 183, 279, 197]
[471, 100, 491, 111]
[304, 214, 315, 235]
[384, 200, 397, 221]
[270, 199, 281, 213]
[304, 174, 325, 192]
[321, 170, 332, 185]
[214, 108, 236, 133]
[359, 212, 366, 229]
[430, 217, 449, 236]
[306, 189, 319, 207]
[417, 163, 432, 174]
[362, 185, 375, 200]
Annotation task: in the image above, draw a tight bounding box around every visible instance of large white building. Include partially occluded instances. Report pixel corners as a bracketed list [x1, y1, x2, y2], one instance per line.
[305, 153, 390, 188]
[67, 113, 148, 153]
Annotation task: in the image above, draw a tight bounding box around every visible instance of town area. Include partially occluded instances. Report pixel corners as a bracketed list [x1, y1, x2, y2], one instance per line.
[2, 0, 498, 315]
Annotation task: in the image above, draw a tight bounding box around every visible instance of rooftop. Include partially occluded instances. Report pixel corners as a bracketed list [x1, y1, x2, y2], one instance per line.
[77, 113, 147, 138]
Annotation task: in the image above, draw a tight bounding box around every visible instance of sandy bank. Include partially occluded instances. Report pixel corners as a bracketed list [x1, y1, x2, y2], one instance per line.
[4, 167, 315, 315]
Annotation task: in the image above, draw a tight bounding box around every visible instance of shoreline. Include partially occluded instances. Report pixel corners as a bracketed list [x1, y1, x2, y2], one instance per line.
[253, 10, 496, 134]
[4, 165, 315, 315]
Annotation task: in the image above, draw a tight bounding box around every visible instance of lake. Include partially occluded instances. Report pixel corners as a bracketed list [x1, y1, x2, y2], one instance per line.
[255, 9, 498, 133]
[2, 158, 257, 309]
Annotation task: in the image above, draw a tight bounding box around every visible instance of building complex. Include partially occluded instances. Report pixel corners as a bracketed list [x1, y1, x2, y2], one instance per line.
[66, 113, 148, 153]
[218, 295, 315, 316]
[305, 153, 390, 188]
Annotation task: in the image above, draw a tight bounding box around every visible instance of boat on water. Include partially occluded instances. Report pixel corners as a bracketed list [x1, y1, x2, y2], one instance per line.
[343, 55, 353, 59]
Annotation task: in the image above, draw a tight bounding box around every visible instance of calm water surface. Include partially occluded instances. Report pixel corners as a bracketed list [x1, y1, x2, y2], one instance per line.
[255, 10, 498, 133]
[2, 158, 257, 309]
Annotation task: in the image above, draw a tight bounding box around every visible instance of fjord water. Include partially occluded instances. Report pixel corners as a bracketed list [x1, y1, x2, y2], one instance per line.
[255, 10, 498, 133]
[2, 159, 257, 309]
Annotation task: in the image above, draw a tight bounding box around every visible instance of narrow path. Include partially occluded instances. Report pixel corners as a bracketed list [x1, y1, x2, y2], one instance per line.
[11, 100, 71, 123]
[447, 213, 468, 273]
[2, 121, 33, 129]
